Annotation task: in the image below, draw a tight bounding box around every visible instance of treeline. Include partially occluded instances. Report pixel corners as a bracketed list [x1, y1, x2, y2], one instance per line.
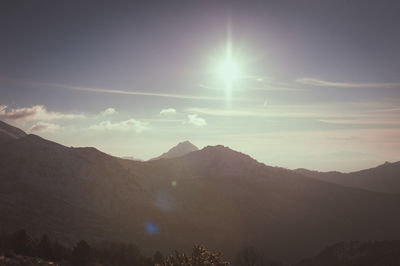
[0, 229, 162, 266]
[3, 229, 399, 266]
[0, 229, 235, 266]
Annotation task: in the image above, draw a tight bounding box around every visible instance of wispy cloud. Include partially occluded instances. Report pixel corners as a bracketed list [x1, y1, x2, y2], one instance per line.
[186, 107, 268, 118]
[28, 122, 62, 133]
[160, 108, 177, 115]
[318, 119, 400, 125]
[100, 107, 118, 116]
[89, 119, 148, 133]
[145, 118, 184, 123]
[296, 78, 400, 88]
[0, 105, 84, 121]
[66, 85, 226, 101]
[198, 79, 304, 92]
[185, 107, 342, 119]
[186, 101, 400, 121]
[365, 107, 400, 114]
[0, 78, 227, 101]
[249, 77, 305, 91]
[187, 114, 207, 127]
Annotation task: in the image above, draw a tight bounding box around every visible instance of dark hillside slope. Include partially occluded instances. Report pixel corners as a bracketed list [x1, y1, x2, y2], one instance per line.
[122, 145, 400, 261]
[295, 240, 400, 266]
[0, 122, 400, 262]
[0, 120, 26, 143]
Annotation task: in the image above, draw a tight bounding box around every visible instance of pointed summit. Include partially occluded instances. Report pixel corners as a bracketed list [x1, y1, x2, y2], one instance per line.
[150, 140, 199, 160]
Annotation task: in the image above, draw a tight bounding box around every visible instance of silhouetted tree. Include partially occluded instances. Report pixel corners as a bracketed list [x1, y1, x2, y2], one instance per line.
[162, 245, 229, 266]
[72, 240, 91, 266]
[154, 250, 164, 265]
[235, 247, 281, 266]
[38, 234, 53, 259]
[93, 240, 145, 266]
[0, 229, 6, 253]
[235, 247, 264, 266]
[11, 229, 32, 256]
[52, 240, 70, 262]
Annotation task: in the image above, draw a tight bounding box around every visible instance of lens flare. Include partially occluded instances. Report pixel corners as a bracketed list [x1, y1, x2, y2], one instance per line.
[155, 191, 175, 212]
[145, 222, 159, 235]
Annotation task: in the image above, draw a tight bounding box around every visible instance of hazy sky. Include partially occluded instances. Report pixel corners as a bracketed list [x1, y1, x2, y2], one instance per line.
[1, 0, 400, 171]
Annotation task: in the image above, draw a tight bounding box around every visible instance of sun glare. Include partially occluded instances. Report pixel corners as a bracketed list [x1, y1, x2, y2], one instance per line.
[218, 53, 241, 83]
[215, 39, 242, 104]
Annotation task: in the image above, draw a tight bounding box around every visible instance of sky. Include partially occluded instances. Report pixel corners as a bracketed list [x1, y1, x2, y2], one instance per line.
[1, 0, 400, 172]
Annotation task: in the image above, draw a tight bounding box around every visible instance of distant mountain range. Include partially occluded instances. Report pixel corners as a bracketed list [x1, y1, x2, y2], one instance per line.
[0, 120, 399, 263]
[121, 156, 143, 161]
[150, 140, 198, 160]
[296, 161, 400, 194]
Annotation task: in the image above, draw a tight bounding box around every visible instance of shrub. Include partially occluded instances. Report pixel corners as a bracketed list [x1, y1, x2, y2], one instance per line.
[161, 245, 229, 266]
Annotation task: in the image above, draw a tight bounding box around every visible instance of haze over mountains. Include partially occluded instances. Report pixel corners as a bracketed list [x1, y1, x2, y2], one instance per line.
[0, 120, 400, 263]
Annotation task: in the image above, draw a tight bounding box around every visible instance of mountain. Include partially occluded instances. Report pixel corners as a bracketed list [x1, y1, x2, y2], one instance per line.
[1, 120, 400, 263]
[296, 161, 400, 194]
[0, 120, 26, 143]
[295, 240, 400, 266]
[121, 156, 143, 161]
[150, 140, 198, 160]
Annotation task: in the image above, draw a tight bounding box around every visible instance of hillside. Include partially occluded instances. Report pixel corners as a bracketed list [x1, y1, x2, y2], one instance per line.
[295, 240, 400, 266]
[0, 121, 26, 144]
[296, 161, 400, 194]
[1, 121, 400, 262]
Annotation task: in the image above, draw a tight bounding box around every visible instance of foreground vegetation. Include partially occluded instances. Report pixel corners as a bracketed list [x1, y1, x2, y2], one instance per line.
[1, 229, 400, 266]
[0, 229, 158, 266]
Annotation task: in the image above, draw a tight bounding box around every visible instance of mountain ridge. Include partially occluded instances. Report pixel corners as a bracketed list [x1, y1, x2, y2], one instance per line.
[1, 120, 400, 263]
[0, 120, 27, 143]
[296, 161, 400, 194]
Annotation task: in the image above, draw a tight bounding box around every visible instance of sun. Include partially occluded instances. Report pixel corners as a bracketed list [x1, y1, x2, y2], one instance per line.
[214, 40, 243, 103]
[218, 54, 241, 83]
[217, 40, 242, 83]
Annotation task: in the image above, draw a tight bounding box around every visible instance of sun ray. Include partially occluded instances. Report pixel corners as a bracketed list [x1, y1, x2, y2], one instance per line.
[216, 28, 242, 107]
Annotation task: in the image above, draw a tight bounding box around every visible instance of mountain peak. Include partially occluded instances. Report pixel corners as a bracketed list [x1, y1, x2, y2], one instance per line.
[150, 140, 199, 160]
[170, 144, 271, 177]
[175, 140, 197, 149]
[380, 161, 392, 167]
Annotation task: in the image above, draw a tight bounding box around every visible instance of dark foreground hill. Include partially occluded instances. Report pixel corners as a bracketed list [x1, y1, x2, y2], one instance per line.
[296, 161, 400, 194]
[1, 120, 400, 263]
